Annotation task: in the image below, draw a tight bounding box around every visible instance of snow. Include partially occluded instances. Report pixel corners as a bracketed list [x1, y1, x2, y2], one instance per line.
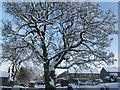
[79, 82, 120, 90]
[56, 86, 67, 88]
[29, 81, 35, 83]
[110, 73, 118, 76]
[104, 67, 120, 72]
[0, 86, 11, 90]
[29, 23, 35, 27]
[34, 80, 45, 84]
[96, 82, 119, 88]
[0, 83, 119, 90]
[0, 71, 9, 78]
[12, 85, 24, 88]
[79, 85, 99, 90]
[68, 67, 100, 74]
[84, 81, 94, 85]
[105, 76, 110, 79]
[50, 78, 54, 86]
[0, 86, 24, 90]
[95, 79, 103, 83]
[0, 86, 11, 88]
[68, 83, 80, 88]
[35, 85, 45, 88]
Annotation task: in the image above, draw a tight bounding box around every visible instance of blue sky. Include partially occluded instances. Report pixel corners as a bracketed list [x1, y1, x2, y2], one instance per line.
[99, 2, 118, 67]
[0, 2, 119, 72]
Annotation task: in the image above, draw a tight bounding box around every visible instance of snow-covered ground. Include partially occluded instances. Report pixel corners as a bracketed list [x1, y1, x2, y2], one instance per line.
[80, 82, 120, 90]
[57, 82, 120, 90]
[35, 85, 45, 88]
[80, 85, 99, 90]
[96, 82, 120, 90]
[0, 86, 11, 90]
[0, 82, 119, 90]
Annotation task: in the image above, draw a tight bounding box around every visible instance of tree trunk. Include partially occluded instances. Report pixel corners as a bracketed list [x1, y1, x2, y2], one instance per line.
[44, 62, 55, 90]
[50, 70, 56, 89]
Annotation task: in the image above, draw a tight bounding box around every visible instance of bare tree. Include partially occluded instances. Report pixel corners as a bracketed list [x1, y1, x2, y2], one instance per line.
[2, 21, 37, 80]
[2, 2, 118, 89]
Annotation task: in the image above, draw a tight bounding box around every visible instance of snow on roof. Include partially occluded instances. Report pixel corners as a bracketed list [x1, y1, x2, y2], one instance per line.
[68, 68, 100, 74]
[110, 73, 118, 76]
[103, 67, 120, 72]
[29, 81, 35, 83]
[0, 71, 9, 78]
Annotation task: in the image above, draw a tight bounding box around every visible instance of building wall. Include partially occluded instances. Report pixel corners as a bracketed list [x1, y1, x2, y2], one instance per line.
[109, 72, 120, 77]
[69, 73, 100, 80]
[58, 72, 100, 81]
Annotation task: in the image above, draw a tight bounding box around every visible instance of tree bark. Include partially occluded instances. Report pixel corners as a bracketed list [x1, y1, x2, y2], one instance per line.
[44, 62, 55, 90]
[50, 70, 56, 89]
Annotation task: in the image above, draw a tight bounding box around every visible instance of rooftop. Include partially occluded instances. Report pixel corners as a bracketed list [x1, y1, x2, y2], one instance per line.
[103, 67, 120, 73]
[68, 67, 100, 74]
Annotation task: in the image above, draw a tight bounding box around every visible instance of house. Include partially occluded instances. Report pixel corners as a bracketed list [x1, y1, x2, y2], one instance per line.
[57, 67, 100, 84]
[0, 71, 9, 86]
[100, 67, 120, 82]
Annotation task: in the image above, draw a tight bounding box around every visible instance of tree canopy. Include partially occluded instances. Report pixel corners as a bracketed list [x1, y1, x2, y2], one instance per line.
[2, 2, 118, 89]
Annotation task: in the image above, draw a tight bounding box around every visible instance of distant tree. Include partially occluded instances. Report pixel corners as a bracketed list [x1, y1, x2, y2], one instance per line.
[2, 28, 35, 80]
[16, 67, 34, 85]
[2, 2, 118, 89]
[2, 21, 40, 80]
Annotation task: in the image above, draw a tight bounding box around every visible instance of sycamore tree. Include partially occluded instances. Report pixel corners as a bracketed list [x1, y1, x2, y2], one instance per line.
[2, 2, 118, 89]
